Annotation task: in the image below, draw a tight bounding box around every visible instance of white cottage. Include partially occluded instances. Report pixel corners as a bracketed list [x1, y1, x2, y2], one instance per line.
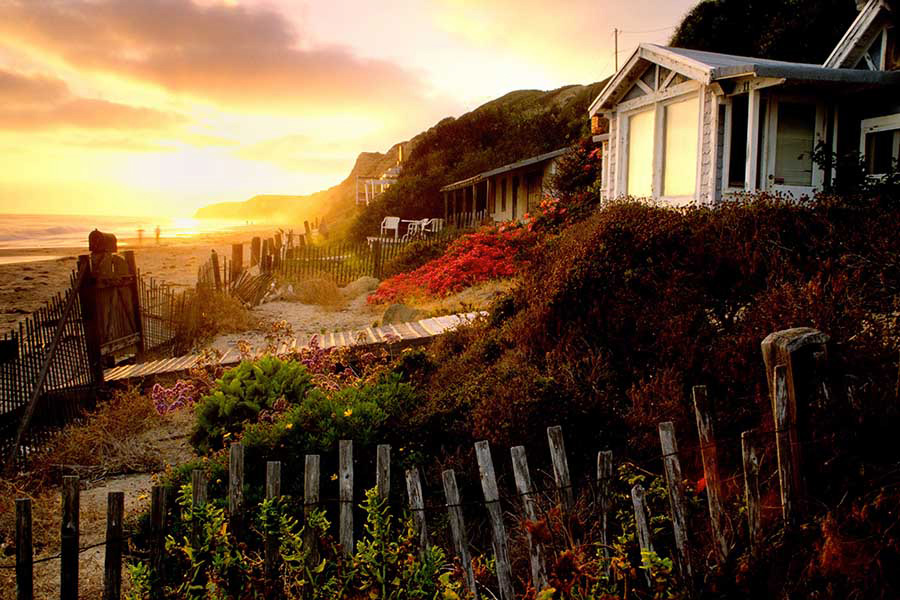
[590, 0, 900, 204]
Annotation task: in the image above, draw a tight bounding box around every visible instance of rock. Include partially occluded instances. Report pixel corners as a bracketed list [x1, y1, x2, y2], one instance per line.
[381, 303, 423, 325]
[342, 276, 380, 298]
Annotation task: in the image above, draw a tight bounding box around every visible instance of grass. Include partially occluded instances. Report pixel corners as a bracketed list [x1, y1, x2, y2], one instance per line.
[410, 278, 517, 315]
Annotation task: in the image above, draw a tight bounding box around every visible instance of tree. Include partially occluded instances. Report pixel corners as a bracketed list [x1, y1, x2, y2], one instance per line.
[670, 0, 859, 64]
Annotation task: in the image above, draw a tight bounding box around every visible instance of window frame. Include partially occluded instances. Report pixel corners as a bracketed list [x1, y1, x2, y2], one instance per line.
[617, 90, 703, 204]
[859, 113, 900, 177]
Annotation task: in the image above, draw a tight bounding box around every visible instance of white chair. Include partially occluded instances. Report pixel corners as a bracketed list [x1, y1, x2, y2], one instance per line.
[423, 218, 444, 234]
[380, 216, 400, 239]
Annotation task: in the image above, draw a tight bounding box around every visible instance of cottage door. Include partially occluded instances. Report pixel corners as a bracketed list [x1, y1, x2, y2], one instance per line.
[764, 98, 827, 198]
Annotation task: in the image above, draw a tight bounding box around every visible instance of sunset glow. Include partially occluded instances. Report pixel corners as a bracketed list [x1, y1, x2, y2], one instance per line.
[0, 0, 693, 218]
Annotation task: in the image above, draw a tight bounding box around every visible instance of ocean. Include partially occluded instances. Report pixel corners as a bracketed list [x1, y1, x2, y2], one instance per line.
[0, 213, 246, 253]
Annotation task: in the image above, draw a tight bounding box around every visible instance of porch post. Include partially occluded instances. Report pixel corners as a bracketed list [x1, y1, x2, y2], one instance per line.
[745, 89, 761, 190]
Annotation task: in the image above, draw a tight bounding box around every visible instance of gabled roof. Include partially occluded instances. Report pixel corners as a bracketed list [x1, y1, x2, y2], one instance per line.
[824, 0, 893, 68]
[440, 148, 568, 192]
[590, 42, 900, 115]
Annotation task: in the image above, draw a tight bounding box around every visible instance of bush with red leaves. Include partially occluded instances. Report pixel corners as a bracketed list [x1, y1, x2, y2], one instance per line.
[367, 225, 536, 304]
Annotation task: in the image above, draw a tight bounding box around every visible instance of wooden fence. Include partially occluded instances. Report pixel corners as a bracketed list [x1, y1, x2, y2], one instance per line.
[7, 328, 834, 599]
[139, 278, 189, 356]
[0, 265, 95, 469]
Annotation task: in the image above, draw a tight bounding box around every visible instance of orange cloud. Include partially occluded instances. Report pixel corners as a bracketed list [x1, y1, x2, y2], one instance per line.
[0, 69, 184, 131]
[0, 0, 432, 113]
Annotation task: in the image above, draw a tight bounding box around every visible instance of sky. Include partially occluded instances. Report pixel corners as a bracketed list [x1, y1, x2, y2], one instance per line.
[0, 0, 696, 218]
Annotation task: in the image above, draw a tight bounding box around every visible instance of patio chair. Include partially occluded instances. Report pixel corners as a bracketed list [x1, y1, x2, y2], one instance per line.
[380, 216, 400, 239]
[423, 218, 444, 233]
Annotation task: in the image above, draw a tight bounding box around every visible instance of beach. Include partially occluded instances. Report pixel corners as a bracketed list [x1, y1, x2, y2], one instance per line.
[0, 225, 281, 336]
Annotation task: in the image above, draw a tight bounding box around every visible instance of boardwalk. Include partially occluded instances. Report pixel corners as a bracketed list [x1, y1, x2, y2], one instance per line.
[104, 312, 485, 382]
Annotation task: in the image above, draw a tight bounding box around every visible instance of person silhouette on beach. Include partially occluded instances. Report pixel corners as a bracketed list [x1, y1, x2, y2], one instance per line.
[155, 226, 161, 244]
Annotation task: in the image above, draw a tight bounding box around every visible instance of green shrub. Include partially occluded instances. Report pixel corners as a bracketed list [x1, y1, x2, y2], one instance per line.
[191, 357, 315, 453]
[382, 237, 452, 278]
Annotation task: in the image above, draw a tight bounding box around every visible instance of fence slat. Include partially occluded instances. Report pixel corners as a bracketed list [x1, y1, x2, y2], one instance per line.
[475, 440, 514, 600]
[61, 476, 79, 600]
[339, 440, 353, 556]
[189, 469, 208, 549]
[149, 485, 167, 600]
[773, 365, 796, 527]
[510, 446, 548, 591]
[547, 425, 574, 510]
[265, 461, 282, 596]
[229, 442, 244, 517]
[741, 430, 762, 560]
[597, 450, 613, 568]
[692, 385, 729, 564]
[658, 421, 693, 584]
[103, 491, 124, 600]
[376, 444, 391, 503]
[16, 498, 32, 600]
[442, 470, 478, 599]
[405, 467, 428, 552]
[631, 484, 653, 586]
[304, 455, 320, 564]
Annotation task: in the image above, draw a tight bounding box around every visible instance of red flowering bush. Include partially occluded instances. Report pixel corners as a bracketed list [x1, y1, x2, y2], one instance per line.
[368, 226, 535, 304]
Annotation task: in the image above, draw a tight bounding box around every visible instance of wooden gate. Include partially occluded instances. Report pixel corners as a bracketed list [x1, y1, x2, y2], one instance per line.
[77, 231, 144, 382]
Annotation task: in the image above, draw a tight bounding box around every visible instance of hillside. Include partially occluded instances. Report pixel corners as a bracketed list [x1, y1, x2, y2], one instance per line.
[193, 144, 406, 233]
[194, 82, 605, 238]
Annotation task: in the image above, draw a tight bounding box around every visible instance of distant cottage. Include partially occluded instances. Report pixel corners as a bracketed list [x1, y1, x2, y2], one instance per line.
[590, 0, 900, 203]
[440, 148, 567, 226]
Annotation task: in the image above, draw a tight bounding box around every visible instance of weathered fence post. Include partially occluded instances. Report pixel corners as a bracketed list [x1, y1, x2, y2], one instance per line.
[231, 244, 243, 281]
[475, 440, 514, 600]
[773, 365, 798, 527]
[229, 442, 244, 517]
[442, 470, 478, 598]
[741, 430, 762, 559]
[339, 440, 354, 555]
[547, 426, 574, 510]
[251, 237, 261, 267]
[76, 254, 104, 385]
[304, 221, 312, 239]
[61, 476, 79, 600]
[16, 498, 32, 600]
[265, 461, 282, 596]
[692, 385, 729, 564]
[103, 492, 124, 600]
[761, 327, 829, 518]
[191, 469, 207, 548]
[122, 250, 145, 356]
[210, 251, 222, 292]
[658, 422, 693, 584]
[405, 467, 429, 552]
[149, 485, 167, 600]
[510, 445, 548, 591]
[376, 444, 391, 503]
[631, 484, 653, 587]
[304, 454, 320, 564]
[597, 450, 613, 568]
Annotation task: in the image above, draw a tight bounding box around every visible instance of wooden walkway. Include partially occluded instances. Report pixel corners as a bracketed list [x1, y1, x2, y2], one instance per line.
[104, 312, 485, 382]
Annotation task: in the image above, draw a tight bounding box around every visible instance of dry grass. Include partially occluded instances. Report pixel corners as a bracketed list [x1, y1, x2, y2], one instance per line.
[177, 288, 260, 351]
[287, 278, 345, 308]
[28, 387, 165, 484]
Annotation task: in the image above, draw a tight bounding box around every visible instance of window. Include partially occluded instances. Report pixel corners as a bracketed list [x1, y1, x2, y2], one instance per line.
[627, 109, 655, 197]
[861, 114, 900, 176]
[662, 96, 699, 197]
[774, 102, 816, 186]
[500, 179, 507, 211]
[728, 96, 749, 188]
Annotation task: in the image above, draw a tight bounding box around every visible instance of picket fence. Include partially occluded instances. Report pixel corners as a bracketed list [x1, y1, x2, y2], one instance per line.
[9, 327, 828, 600]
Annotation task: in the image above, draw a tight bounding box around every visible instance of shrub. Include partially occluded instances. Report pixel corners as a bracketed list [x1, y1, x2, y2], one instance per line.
[382, 236, 453, 278]
[191, 357, 315, 453]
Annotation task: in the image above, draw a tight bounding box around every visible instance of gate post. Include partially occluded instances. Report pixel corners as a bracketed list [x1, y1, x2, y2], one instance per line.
[761, 327, 830, 521]
[123, 251, 145, 357]
[76, 254, 104, 386]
